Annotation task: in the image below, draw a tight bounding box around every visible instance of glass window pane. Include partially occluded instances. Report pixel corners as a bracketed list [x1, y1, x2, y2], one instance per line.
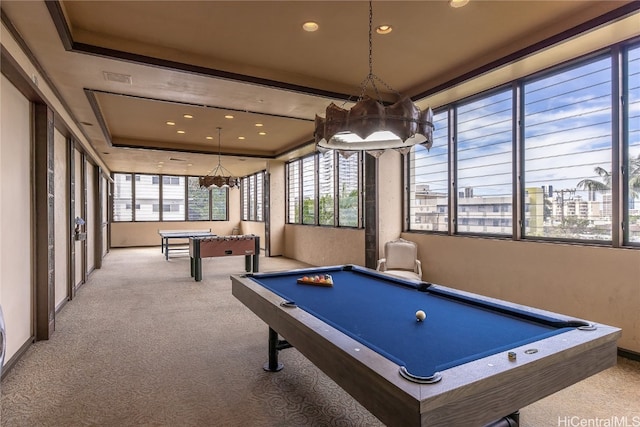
[135, 174, 160, 221]
[302, 156, 316, 224]
[287, 161, 300, 223]
[457, 89, 513, 235]
[211, 187, 227, 220]
[162, 176, 185, 221]
[318, 151, 335, 226]
[410, 110, 449, 231]
[113, 173, 133, 221]
[241, 177, 249, 220]
[523, 56, 612, 240]
[256, 172, 264, 222]
[188, 177, 210, 220]
[249, 175, 256, 221]
[338, 153, 359, 227]
[627, 45, 640, 244]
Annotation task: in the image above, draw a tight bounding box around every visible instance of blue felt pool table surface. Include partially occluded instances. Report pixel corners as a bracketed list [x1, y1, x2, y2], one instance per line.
[248, 265, 575, 379]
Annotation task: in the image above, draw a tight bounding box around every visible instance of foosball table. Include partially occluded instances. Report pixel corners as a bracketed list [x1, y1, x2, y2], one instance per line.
[189, 234, 260, 281]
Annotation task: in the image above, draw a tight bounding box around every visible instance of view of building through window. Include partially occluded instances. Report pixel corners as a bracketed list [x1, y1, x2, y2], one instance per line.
[408, 43, 639, 245]
[112, 173, 227, 222]
[286, 152, 361, 227]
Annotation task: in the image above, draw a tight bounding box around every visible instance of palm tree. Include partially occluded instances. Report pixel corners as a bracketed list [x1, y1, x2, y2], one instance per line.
[577, 153, 640, 199]
[629, 153, 640, 197]
[577, 166, 611, 197]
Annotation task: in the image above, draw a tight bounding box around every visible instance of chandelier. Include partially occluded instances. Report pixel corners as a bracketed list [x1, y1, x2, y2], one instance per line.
[199, 127, 239, 189]
[314, 1, 434, 158]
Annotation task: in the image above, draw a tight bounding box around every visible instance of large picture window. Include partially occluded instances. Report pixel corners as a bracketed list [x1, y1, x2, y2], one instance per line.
[409, 110, 449, 232]
[456, 88, 513, 235]
[241, 171, 265, 222]
[524, 55, 612, 240]
[406, 38, 639, 247]
[135, 174, 160, 221]
[286, 151, 362, 228]
[112, 173, 228, 222]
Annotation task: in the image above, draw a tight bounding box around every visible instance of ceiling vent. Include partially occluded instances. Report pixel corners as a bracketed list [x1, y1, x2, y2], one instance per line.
[103, 71, 132, 85]
[169, 157, 186, 162]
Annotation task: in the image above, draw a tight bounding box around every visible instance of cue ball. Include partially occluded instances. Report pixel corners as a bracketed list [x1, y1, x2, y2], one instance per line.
[415, 310, 426, 321]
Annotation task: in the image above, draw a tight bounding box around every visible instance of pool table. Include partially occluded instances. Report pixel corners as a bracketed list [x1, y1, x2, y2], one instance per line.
[231, 264, 621, 427]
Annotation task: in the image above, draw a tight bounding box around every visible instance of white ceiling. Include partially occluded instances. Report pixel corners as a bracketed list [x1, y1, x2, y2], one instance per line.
[1, 0, 638, 177]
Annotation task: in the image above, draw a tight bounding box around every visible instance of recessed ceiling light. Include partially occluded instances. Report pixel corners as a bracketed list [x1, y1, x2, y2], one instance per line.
[302, 21, 319, 32]
[449, 0, 469, 8]
[159, 161, 164, 164]
[206, 136, 213, 140]
[177, 130, 185, 134]
[225, 115, 234, 119]
[183, 114, 193, 119]
[166, 121, 176, 126]
[258, 132, 266, 136]
[255, 123, 263, 127]
[238, 136, 245, 140]
[376, 25, 392, 35]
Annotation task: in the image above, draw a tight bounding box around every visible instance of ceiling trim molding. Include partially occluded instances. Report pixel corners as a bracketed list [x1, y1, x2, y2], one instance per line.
[88, 89, 315, 123]
[84, 89, 113, 147]
[414, 1, 640, 101]
[46, 0, 355, 102]
[109, 139, 278, 160]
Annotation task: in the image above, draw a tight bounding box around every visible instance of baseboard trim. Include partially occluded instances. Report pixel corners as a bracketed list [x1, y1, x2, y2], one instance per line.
[618, 348, 640, 362]
[1, 336, 34, 380]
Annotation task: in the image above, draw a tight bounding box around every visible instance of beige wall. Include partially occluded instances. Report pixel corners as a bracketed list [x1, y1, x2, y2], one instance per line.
[402, 233, 640, 353]
[0, 75, 33, 363]
[283, 225, 365, 267]
[53, 129, 69, 310]
[377, 151, 403, 259]
[267, 161, 285, 256]
[240, 221, 265, 251]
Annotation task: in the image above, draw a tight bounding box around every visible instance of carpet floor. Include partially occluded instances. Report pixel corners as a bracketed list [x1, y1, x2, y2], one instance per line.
[1, 247, 638, 426]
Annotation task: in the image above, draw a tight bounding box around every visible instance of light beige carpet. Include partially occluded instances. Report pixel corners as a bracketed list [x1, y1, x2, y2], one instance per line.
[1, 247, 638, 426]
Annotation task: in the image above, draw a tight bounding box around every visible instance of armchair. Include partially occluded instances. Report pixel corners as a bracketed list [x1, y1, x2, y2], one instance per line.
[376, 238, 422, 281]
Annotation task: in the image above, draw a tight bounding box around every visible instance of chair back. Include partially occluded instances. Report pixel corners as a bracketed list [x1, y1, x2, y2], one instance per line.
[384, 239, 418, 271]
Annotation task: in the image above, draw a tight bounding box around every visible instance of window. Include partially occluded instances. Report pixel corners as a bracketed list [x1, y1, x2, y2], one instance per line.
[287, 161, 300, 223]
[523, 55, 612, 240]
[256, 172, 264, 222]
[113, 173, 227, 222]
[162, 176, 185, 221]
[405, 39, 639, 248]
[211, 187, 228, 220]
[456, 88, 513, 235]
[302, 156, 316, 224]
[187, 177, 210, 220]
[318, 151, 335, 226]
[135, 174, 160, 221]
[241, 171, 265, 221]
[627, 44, 640, 244]
[337, 153, 360, 227]
[113, 173, 133, 221]
[409, 110, 449, 232]
[286, 151, 362, 227]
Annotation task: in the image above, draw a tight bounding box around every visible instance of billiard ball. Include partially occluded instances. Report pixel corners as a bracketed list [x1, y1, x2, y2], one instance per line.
[415, 310, 426, 321]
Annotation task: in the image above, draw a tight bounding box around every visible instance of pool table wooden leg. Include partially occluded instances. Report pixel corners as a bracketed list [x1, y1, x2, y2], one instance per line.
[263, 327, 292, 372]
